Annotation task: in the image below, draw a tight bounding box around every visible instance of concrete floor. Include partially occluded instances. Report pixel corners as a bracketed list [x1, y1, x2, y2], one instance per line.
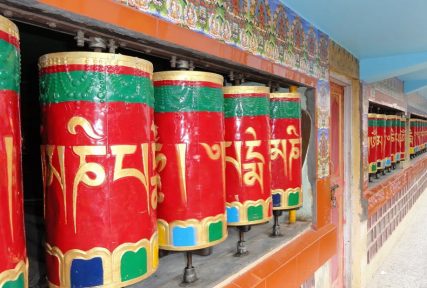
[370, 189, 427, 288]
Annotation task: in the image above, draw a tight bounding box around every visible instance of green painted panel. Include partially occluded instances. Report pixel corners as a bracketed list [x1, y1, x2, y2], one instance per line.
[120, 248, 148, 281]
[155, 85, 223, 112]
[0, 40, 20, 92]
[247, 205, 264, 221]
[39, 72, 153, 105]
[208, 221, 223, 242]
[270, 101, 301, 119]
[224, 97, 269, 118]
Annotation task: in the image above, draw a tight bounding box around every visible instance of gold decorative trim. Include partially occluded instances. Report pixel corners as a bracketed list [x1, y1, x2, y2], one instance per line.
[153, 71, 223, 85]
[386, 115, 397, 120]
[368, 113, 377, 118]
[223, 86, 270, 95]
[157, 214, 228, 251]
[269, 92, 300, 99]
[0, 259, 28, 288]
[271, 187, 303, 211]
[0, 15, 19, 40]
[226, 198, 272, 226]
[39, 52, 153, 75]
[46, 232, 158, 288]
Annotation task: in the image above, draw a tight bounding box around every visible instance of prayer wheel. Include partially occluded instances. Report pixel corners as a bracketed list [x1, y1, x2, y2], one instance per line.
[223, 86, 272, 227]
[385, 115, 392, 169]
[400, 117, 406, 161]
[390, 116, 396, 166]
[270, 92, 302, 210]
[39, 52, 158, 287]
[410, 119, 415, 157]
[368, 114, 378, 175]
[0, 15, 28, 288]
[395, 116, 401, 163]
[376, 114, 386, 174]
[154, 71, 227, 251]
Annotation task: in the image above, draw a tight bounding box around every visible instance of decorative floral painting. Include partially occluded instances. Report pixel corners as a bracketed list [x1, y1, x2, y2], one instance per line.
[317, 80, 330, 179]
[116, 0, 329, 80]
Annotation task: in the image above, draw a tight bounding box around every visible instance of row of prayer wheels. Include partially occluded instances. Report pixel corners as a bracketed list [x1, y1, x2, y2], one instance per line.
[0, 16, 303, 287]
[409, 118, 427, 158]
[368, 113, 427, 180]
[368, 114, 406, 178]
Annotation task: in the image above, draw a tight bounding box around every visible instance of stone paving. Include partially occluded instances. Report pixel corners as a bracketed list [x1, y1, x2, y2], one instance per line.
[370, 189, 427, 288]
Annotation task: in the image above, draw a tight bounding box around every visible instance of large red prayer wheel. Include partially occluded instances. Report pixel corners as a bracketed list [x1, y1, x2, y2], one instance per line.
[223, 86, 272, 226]
[376, 114, 386, 172]
[39, 52, 158, 287]
[0, 15, 28, 288]
[270, 92, 302, 210]
[400, 117, 406, 161]
[384, 115, 392, 168]
[395, 116, 401, 163]
[154, 71, 227, 251]
[390, 116, 397, 165]
[410, 119, 415, 156]
[368, 113, 378, 174]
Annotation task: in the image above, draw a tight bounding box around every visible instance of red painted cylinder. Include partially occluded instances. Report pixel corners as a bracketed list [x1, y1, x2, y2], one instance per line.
[269, 92, 302, 210]
[376, 114, 386, 171]
[0, 15, 28, 288]
[223, 86, 272, 226]
[39, 52, 158, 287]
[368, 113, 377, 173]
[154, 71, 227, 251]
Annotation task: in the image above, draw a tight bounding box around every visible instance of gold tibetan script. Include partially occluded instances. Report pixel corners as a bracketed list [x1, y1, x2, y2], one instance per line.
[270, 125, 301, 180]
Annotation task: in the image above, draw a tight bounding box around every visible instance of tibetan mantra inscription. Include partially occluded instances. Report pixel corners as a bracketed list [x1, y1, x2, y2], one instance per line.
[270, 92, 303, 211]
[223, 86, 272, 226]
[154, 71, 227, 251]
[39, 52, 158, 287]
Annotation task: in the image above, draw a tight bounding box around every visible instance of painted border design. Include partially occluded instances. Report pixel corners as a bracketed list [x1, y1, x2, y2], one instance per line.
[226, 198, 272, 226]
[46, 233, 158, 287]
[272, 187, 302, 210]
[157, 214, 227, 251]
[115, 0, 329, 80]
[0, 260, 28, 288]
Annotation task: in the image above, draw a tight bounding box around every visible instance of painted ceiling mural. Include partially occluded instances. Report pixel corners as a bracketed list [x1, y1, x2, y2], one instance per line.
[116, 0, 330, 80]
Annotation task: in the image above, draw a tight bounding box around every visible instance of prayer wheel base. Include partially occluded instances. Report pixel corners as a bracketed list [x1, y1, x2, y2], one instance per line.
[182, 252, 198, 284]
[234, 226, 251, 257]
[270, 210, 284, 237]
[183, 267, 198, 284]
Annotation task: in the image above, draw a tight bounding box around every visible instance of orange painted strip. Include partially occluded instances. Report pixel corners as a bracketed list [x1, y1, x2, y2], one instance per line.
[227, 224, 337, 288]
[37, 0, 317, 87]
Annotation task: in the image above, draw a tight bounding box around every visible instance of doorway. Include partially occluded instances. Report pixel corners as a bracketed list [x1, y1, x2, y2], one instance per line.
[329, 82, 345, 287]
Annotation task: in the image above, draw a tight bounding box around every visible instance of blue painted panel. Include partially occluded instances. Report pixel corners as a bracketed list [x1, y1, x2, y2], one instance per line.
[226, 207, 239, 223]
[172, 226, 196, 247]
[272, 194, 282, 207]
[70, 257, 103, 287]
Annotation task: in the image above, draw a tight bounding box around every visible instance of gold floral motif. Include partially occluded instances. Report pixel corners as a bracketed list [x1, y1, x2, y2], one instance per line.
[157, 214, 227, 251]
[46, 233, 158, 288]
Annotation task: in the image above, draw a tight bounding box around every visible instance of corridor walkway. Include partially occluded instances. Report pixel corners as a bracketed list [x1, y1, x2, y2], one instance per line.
[370, 188, 427, 288]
